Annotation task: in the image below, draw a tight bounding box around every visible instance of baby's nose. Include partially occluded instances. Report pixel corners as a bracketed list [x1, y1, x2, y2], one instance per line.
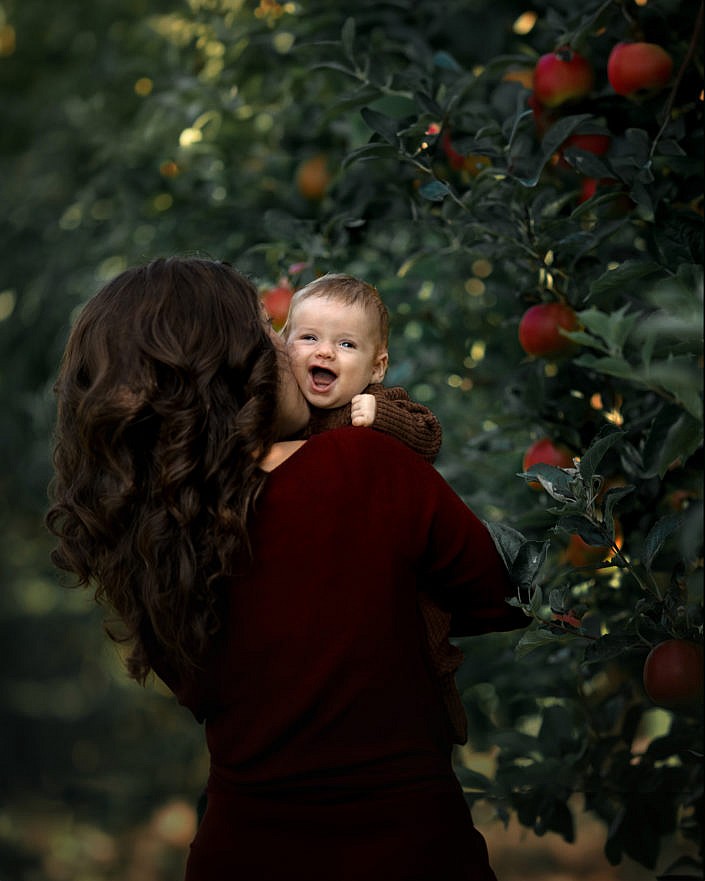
[316, 341, 335, 358]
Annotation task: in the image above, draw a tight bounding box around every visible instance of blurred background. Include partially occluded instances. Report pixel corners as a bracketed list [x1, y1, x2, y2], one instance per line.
[1, 0, 702, 878]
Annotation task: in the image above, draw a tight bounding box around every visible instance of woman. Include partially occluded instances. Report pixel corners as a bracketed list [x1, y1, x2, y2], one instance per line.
[47, 257, 527, 881]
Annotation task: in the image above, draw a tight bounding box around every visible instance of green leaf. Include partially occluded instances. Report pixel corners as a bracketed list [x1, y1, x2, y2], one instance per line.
[583, 633, 639, 665]
[654, 138, 686, 157]
[673, 261, 704, 298]
[514, 626, 576, 658]
[556, 514, 610, 546]
[602, 486, 634, 536]
[652, 412, 703, 478]
[643, 513, 685, 570]
[574, 305, 634, 352]
[572, 353, 637, 381]
[360, 106, 399, 144]
[645, 355, 703, 420]
[548, 587, 570, 612]
[413, 90, 443, 118]
[341, 17, 356, 60]
[628, 180, 655, 219]
[341, 142, 398, 168]
[578, 426, 625, 483]
[538, 704, 576, 758]
[310, 60, 357, 77]
[588, 261, 662, 302]
[418, 180, 450, 201]
[510, 540, 550, 595]
[539, 114, 594, 159]
[561, 150, 611, 178]
[519, 464, 578, 502]
[653, 210, 705, 266]
[368, 94, 418, 120]
[529, 585, 545, 616]
[634, 310, 705, 349]
[329, 85, 385, 116]
[433, 50, 463, 72]
[561, 329, 606, 351]
[483, 521, 526, 570]
[642, 404, 703, 477]
[623, 127, 652, 165]
[516, 114, 592, 187]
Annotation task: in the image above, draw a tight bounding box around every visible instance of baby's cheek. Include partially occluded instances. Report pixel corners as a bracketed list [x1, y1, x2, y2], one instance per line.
[286, 346, 304, 369]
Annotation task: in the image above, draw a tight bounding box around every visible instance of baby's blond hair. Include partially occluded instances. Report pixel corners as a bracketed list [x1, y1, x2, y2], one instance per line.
[284, 273, 389, 348]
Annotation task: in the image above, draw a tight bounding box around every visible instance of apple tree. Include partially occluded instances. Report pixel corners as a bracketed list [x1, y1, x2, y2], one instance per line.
[0, 0, 702, 876]
[188, 0, 701, 872]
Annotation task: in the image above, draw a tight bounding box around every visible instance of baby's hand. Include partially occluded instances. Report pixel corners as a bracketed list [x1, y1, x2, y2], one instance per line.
[351, 394, 377, 427]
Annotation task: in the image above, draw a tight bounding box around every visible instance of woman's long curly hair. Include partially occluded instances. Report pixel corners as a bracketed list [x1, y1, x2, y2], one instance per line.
[46, 257, 281, 683]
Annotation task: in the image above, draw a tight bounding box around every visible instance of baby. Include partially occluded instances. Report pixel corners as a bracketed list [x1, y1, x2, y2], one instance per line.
[282, 273, 442, 462]
[280, 273, 467, 743]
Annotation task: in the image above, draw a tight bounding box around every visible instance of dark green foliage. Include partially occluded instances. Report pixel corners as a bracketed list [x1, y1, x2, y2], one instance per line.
[0, 0, 702, 876]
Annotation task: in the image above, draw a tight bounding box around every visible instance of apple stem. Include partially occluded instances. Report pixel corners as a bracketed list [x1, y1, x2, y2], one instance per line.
[650, 0, 704, 160]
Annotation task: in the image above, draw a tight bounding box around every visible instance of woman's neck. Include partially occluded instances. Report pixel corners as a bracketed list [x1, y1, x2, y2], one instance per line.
[259, 439, 307, 472]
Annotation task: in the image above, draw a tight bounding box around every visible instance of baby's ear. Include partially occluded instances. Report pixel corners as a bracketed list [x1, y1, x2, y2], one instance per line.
[371, 348, 389, 382]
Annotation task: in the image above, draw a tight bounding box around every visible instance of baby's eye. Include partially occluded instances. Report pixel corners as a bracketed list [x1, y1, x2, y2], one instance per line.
[339, 340, 356, 349]
[299, 333, 316, 341]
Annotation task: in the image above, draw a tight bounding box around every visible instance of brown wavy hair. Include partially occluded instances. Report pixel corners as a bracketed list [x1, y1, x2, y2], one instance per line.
[46, 257, 280, 682]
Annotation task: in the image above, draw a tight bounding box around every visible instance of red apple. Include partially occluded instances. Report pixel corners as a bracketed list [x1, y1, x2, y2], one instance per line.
[295, 154, 331, 200]
[579, 177, 611, 203]
[518, 302, 580, 358]
[522, 437, 575, 490]
[533, 47, 594, 108]
[528, 93, 557, 139]
[441, 130, 467, 170]
[607, 42, 673, 97]
[563, 519, 623, 567]
[558, 133, 611, 168]
[261, 280, 293, 331]
[578, 177, 635, 216]
[440, 130, 490, 175]
[643, 640, 704, 710]
[564, 133, 611, 154]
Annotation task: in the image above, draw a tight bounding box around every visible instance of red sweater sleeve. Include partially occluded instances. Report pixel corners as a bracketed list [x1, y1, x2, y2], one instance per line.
[414, 455, 527, 637]
[325, 427, 526, 637]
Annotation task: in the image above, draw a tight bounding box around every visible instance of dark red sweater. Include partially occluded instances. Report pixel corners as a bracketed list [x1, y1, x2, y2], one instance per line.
[156, 428, 526, 880]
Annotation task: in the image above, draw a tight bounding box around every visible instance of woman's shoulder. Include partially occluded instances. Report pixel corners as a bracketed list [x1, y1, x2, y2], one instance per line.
[310, 424, 402, 450]
[308, 425, 434, 471]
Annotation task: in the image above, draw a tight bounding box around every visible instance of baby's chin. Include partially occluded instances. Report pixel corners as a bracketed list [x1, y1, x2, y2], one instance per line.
[305, 395, 343, 411]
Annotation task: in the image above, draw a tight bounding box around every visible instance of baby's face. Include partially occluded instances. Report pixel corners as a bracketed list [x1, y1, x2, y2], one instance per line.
[286, 295, 388, 410]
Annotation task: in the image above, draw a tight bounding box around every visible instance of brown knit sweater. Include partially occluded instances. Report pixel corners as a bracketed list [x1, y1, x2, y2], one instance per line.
[305, 383, 442, 463]
[303, 383, 469, 743]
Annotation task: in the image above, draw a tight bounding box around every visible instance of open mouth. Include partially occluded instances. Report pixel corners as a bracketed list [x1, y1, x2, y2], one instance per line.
[309, 366, 337, 392]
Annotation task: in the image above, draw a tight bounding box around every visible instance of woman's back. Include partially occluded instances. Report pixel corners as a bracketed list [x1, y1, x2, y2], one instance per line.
[46, 259, 523, 880]
[162, 427, 521, 880]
